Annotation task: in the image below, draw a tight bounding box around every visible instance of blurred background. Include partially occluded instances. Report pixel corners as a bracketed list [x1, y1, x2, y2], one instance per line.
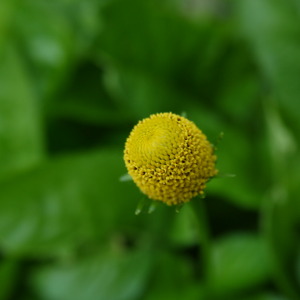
[0, 0, 300, 299]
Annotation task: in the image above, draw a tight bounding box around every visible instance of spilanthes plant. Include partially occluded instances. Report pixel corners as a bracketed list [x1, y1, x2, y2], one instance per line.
[124, 112, 218, 207]
[123, 113, 223, 288]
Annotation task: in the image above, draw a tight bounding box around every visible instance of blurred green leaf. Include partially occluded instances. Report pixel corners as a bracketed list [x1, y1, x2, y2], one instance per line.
[237, 0, 300, 133]
[263, 187, 300, 298]
[32, 249, 152, 300]
[144, 250, 205, 300]
[0, 149, 141, 256]
[99, 0, 231, 106]
[15, 0, 102, 97]
[103, 66, 182, 117]
[46, 63, 134, 127]
[263, 101, 300, 299]
[145, 284, 205, 300]
[216, 72, 260, 123]
[0, 259, 18, 300]
[209, 233, 270, 296]
[244, 293, 288, 300]
[0, 45, 44, 180]
[99, 0, 201, 76]
[0, 0, 13, 48]
[296, 249, 300, 288]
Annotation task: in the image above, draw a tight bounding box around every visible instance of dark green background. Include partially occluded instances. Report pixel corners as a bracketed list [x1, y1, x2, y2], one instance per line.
[0, 0, 299, 299]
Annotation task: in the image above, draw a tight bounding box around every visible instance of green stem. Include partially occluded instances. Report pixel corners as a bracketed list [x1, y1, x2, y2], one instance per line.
[190, 198, 212, 287]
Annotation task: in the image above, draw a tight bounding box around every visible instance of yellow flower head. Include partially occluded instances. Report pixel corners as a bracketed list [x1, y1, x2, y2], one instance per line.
[124, 112, 218, 206]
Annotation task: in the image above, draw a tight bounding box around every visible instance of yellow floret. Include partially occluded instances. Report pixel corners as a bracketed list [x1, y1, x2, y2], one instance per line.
[124, 112, 218, 206]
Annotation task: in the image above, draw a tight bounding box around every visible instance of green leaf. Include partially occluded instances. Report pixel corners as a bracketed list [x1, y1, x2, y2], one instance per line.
[32, 249, 152, 300]
[0, 45, 44, 180]
[145, 284, 205, 300]
[0, 149, 140, 256]
[0, 0, 13, 49]
[15, 0, 102, 97]
[103, 66, 183, 117]
[236, 0, 300, 133]
[209, 233, 270, 296]
[243, 293, 288, 300]
[99, 0, 199, 75]
[296, 249, 300, 288]
[144, 251, 205, 300]
[0, 259, 19, 300]
[99, 0, 230, 99]
[263, 101, 300, 299]
[262, 188, 300, 298]
[46, 63, 133, 127]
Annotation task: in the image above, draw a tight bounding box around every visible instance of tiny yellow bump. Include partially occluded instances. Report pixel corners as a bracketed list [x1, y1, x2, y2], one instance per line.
[124, 112, 218, 206]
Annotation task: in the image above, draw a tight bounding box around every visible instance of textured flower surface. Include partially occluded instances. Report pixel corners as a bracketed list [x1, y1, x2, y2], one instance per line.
[124, 112, 218, 206]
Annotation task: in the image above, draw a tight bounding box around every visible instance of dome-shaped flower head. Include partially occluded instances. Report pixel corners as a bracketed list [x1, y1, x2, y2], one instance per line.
[124, 112, 218, 206]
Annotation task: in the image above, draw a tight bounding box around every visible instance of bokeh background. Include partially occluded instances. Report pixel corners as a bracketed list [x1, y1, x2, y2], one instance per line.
[0, 0, 300, 299]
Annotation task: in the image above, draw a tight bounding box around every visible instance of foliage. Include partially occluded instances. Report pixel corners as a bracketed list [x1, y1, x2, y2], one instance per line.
[0, 0, 299, 299]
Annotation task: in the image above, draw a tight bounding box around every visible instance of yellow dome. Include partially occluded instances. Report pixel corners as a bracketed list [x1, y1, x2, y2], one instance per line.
[124, 112, 218, 206]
